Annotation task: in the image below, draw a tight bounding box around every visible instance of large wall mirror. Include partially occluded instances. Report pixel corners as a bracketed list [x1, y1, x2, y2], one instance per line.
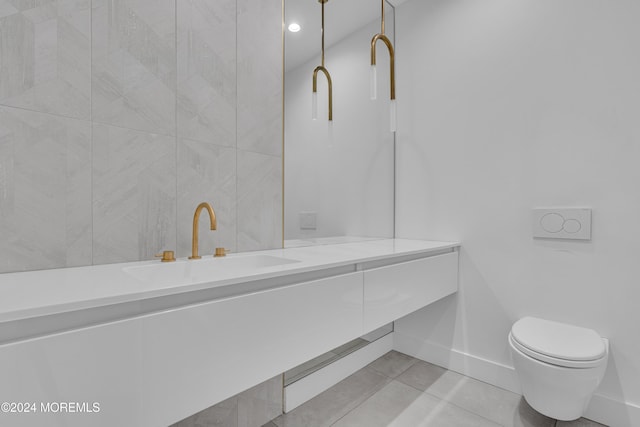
[284, 0, 396, 248]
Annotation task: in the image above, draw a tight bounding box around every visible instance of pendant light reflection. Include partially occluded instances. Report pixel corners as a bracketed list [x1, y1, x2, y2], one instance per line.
[370, 65, 377, 100]
[370, 0, 396, 132]
[328, 120, 334, 147]
[312, 0, 333, 122]
[311, 92, 318, 120]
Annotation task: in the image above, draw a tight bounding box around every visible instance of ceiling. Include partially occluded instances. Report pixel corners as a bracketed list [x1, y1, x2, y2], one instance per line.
[285, 0, 408, 72]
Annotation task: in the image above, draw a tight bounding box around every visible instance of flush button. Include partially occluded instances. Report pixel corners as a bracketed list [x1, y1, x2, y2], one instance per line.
[540, 213, 564, 233]
[563, 219, 582, 234]
[533, 208, 591, 240]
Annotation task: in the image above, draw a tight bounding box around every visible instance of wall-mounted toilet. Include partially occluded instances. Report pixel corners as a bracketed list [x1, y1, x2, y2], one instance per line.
[509, 317, 608, 421]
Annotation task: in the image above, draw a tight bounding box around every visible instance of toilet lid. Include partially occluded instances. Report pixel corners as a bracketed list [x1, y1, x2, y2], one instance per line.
[511, 317, 606, 363]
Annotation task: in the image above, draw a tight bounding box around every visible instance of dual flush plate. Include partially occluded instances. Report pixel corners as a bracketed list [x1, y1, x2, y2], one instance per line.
[532, 208, 592, 241]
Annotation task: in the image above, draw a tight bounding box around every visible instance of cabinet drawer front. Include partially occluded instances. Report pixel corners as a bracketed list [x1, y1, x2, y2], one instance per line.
[0, 272, 363, 427]
[363, 252, 458, 332]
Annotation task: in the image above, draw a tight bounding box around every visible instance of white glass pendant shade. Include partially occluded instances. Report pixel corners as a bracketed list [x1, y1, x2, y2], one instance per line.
[370, 65, 377, 100]
[312, 91, 318, 120]
[389, 99, 397, 132]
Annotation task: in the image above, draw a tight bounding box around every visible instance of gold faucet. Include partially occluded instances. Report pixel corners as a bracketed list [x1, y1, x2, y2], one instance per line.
[155, 250, 176, 262]
[189, 202, 217, 260]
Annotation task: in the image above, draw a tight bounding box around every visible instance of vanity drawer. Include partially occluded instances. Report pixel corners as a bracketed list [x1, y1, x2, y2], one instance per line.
[0, 272, 363, 427]
[363, 251, 458, 332]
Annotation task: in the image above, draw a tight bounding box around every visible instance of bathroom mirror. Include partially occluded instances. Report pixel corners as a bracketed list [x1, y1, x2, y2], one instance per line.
[284, 0, 396, 248]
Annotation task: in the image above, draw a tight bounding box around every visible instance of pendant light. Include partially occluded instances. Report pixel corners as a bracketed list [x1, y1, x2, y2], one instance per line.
[370, 0, 396, 132]
[312, 0, 333, 122]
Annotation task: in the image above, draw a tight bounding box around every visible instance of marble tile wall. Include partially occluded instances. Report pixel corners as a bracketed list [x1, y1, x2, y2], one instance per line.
[92, 0, 176, 135]
[0, 0, 91, 119]
[0, 0, 283, 273]
[177, 138, 237, 256]
[0, 106, 92, 272]
[236, 0, 283, 252]
[237, 150, 282, 252]
[92, 123, 176, 264]
[177, 0, 236, 147]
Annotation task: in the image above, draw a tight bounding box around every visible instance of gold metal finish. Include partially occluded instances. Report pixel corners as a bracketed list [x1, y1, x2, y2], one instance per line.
[313, 66, 333, 120]
[189, 202, 217, 260]
[214, 247, 230, 258]
[371, 0, 396, 101]
[155, 250, 176, 262]
[312, 0, 333, 121]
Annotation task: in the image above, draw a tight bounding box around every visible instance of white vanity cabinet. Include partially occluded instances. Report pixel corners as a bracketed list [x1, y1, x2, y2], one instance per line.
[0, 239, 459, 427]
[363, 251, 459, 333]
[0, 272, 363, 427]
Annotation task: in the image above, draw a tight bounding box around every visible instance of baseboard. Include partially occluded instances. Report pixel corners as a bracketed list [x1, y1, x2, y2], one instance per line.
[394, 332, 640, 427]
[585, 393, 640, 427]
[284, 332, 394, 412]
[393, 331, 522, 394]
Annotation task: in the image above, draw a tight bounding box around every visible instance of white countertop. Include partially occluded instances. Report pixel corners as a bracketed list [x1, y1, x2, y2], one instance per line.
[0, 239, 459, 325]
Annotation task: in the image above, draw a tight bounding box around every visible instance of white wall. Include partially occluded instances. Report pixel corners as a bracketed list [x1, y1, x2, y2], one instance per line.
[394, 0, 640, 425]
[284, 18, 395, 241]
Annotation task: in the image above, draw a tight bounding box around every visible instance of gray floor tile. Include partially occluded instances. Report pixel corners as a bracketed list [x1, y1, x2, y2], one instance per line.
[396, 360, 448, 391]
[333, 380, 501, 427]
[556, 418, 607, 427]
[261, 422, 279, 427]
[393, 396, 502, 427]
[512, 398, 558, 427]
[420, 370, 555, 427]
[273, 368, 390, 427]
[331, 380, 421, 427]
[365, 351, 418, 379]
[170, 396, 238, 427]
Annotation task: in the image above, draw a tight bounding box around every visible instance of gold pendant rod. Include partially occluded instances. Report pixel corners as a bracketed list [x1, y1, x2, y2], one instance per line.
[381, 0, 385, 35]
[321, 0, 325, 67]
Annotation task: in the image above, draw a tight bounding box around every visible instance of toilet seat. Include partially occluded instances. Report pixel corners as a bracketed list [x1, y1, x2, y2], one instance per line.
[510, 317, 607, 369]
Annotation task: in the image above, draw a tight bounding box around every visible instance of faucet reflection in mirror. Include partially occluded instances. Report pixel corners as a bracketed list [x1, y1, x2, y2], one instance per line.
[312, 0, 333, 122]
[370, 0, 396, 132]
[189, 202, 217, 260]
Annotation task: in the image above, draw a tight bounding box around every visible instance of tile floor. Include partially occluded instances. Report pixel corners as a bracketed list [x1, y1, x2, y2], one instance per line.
[265, 351, 606, 427]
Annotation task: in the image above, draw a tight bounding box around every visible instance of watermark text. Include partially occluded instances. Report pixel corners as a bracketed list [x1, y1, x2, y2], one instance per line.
[1, 402, 100, 414]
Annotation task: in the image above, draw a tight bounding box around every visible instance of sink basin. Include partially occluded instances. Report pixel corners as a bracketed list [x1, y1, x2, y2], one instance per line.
[193, 254, 300, 270]
[124, 255, 300, 287]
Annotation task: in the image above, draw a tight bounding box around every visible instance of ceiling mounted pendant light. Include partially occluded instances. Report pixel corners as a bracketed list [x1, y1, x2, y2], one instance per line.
[312, 0, 333, 122]
[370, 0, 396, 132]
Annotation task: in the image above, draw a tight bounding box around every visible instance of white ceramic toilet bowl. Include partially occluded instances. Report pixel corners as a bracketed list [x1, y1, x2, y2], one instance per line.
[509, 317, 608, 421]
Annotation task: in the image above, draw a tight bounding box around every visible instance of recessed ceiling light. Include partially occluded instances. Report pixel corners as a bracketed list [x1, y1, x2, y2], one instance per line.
[288, 23, 301, 33]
